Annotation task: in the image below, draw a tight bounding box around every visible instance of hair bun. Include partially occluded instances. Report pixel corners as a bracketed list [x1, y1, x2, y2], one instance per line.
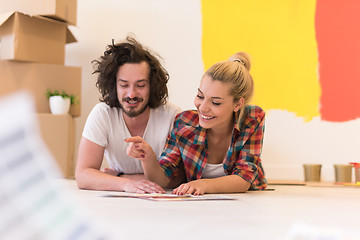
[229, 52, 251, 71]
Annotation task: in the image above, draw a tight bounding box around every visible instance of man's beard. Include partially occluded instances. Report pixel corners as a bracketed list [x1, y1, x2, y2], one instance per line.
[120, 97, 149, 117]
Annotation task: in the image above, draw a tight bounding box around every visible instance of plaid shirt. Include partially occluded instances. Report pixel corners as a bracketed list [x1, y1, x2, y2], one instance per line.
[159, 105, 267, 190]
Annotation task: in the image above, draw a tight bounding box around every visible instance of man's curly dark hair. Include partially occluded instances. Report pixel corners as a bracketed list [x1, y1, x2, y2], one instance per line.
[92, 36, 169, 108]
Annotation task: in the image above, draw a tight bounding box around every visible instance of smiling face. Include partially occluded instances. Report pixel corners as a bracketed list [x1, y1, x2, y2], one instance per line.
[194, 75, 243, 131]
[116, 62, 150, 117]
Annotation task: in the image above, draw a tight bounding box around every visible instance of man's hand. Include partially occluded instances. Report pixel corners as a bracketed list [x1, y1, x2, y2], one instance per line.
[123, 179, 165, 194]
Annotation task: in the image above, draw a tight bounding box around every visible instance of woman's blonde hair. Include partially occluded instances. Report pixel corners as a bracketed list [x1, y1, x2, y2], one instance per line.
[204, 52, 253, 123]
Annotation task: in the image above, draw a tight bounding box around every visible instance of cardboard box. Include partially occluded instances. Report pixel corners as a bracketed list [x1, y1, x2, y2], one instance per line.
[0, 11, 76, 64]
[36, 113, 75, 178]
[0, 0, 77, 25]
[0, 60, 81, 117]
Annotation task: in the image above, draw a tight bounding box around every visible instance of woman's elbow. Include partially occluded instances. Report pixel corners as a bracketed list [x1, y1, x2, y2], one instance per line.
[236, 178, 251, 193]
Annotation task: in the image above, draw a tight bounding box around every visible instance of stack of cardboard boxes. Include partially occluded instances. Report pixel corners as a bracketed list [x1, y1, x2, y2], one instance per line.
[0, 0, 80, 178]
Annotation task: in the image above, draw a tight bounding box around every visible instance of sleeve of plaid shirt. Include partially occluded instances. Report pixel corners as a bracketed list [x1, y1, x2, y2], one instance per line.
[158, 129, 182, 179]
[229, 107, 267, 190]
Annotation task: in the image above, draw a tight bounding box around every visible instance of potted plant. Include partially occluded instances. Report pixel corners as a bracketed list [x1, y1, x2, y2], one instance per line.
[46, 89, 77, 115]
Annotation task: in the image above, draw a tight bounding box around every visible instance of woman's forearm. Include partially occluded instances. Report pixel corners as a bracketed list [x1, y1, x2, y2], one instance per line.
[142, 159, 171, 188]
[203, 175, 250, 193]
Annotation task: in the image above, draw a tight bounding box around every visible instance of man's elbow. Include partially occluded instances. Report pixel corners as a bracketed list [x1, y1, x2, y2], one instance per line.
[75, 170, 87, 190]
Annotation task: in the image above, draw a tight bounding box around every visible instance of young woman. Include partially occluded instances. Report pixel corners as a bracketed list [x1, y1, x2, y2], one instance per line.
[126, 52, 267, 195]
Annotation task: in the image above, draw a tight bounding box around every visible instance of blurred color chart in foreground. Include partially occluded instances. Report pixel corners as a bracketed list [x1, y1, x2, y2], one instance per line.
[0, 92, 112, 240]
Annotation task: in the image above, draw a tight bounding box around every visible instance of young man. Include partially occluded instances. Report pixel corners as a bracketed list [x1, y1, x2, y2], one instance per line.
[75, 36, 182, 193]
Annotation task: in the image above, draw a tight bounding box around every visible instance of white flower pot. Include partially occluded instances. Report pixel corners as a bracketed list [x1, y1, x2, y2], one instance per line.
[49, 96, 71, 115]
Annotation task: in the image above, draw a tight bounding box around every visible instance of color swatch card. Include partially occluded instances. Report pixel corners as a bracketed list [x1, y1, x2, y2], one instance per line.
[0, 92, 113, 240]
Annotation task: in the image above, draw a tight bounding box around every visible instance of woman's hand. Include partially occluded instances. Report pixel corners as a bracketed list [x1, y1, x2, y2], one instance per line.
[125, 136, 156, 162]
[125, 136, 171, 188]
[123, 179, 165, 194]
[172, 179, 208, 196]
[174, 176, 251, 194]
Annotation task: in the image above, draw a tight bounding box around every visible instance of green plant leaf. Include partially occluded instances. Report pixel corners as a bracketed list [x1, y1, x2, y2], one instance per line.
[45, 88, 78, 105]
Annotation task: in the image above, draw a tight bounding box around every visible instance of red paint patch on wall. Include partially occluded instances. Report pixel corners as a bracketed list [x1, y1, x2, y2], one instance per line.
[315, 0, 360, 122]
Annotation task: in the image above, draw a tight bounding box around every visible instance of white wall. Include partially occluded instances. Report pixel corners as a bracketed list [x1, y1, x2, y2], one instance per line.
[66, 0, 360, 182]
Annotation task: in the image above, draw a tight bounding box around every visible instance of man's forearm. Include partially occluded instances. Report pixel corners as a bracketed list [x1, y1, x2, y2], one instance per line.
[76, 168, 130, 191]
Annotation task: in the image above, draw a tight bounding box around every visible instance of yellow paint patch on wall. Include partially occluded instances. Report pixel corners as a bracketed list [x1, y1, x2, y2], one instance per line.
[201, 0, 320, 120]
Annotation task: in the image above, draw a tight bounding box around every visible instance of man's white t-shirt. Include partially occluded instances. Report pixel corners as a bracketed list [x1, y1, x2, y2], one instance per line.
[82, 102, 181, 174]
